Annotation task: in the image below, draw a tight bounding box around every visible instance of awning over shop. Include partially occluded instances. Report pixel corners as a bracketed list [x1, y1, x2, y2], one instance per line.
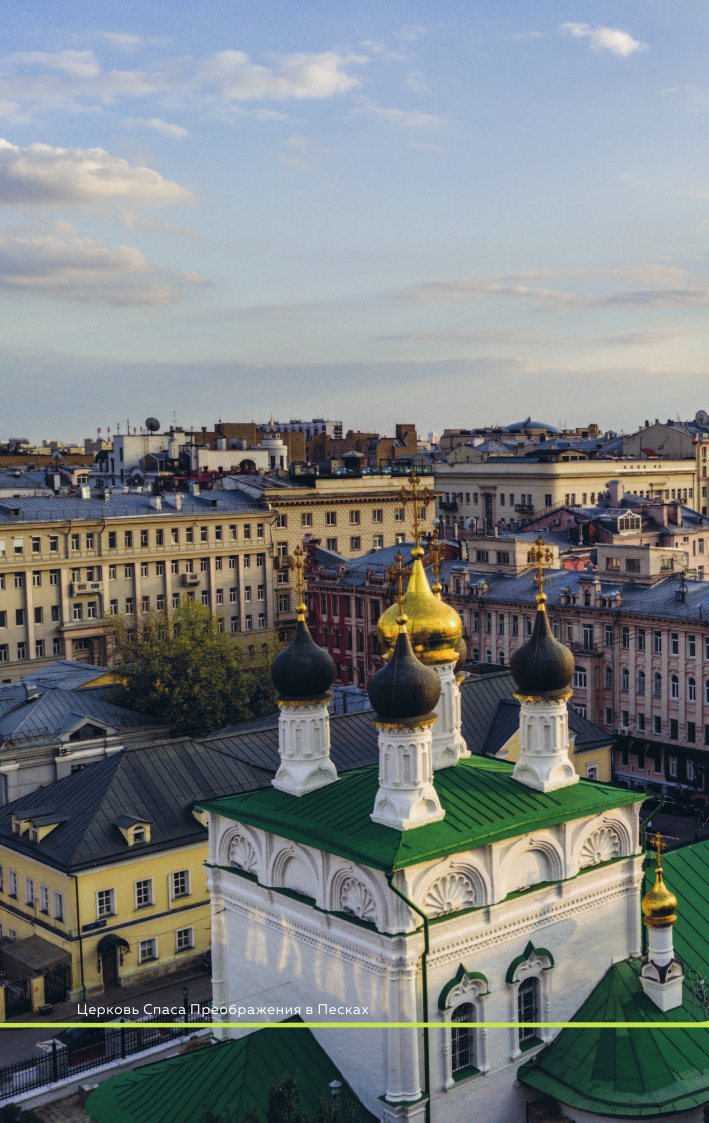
[1, 934, 71, 981]
[97, 934, 130, 955]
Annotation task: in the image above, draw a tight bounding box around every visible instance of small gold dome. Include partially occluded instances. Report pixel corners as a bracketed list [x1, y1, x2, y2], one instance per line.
[378, 547, 463, 666]
[642, 865, 677, 928]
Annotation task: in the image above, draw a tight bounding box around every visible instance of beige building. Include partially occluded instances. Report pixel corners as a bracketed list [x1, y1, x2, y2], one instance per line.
[436, 456, 698, 531]
[0, 491, 280, 682]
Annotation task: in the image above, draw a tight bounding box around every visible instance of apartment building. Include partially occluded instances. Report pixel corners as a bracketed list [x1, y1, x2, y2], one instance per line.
[0, 491, 282, 682]
[436, 456, 698, 532]
[440, 554, 709, 790]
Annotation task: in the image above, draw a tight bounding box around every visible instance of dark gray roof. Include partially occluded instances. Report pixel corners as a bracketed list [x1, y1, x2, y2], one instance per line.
[22, 660, 111, 690]
[503, 419, 561, 433]
[0, 685, 158, 747]
[208, 685, 371, 737]
[480, 694, 612, 757]
[0, 489, 261, 525]
[0, 740, 273, 871]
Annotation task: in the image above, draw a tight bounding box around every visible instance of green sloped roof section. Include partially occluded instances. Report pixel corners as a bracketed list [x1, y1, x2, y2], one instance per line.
[202, 756, 642, 872]
[646, 838, 709, 981]
[519, 961, 709, 1117]
[86, 1023, 377, 1123]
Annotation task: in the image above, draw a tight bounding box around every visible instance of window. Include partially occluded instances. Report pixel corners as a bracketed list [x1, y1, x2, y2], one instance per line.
[326, 537, 338, 552]
[604, 666, 612, 690]
[621, 627, 629, 650]
[8, 869, 17, 897]
[518, 977, 540, 1047]
[53, 891, 64, 922]
[109, 599, 118, 616]
[244, 587, 252, 603]
[140, 529, 149, 548]
[71, 534, 80, 551]
[245, 615, 252, 631]
[604, 625, 613, 647]
[637, 669, 645, 695]
[637, 629, 645, 652]
[14, 573, 23, 589]
[52, 638, 62, 655]
[670, 719, 679, 740]
[135, 879, 153, 908]
[25, 878, 35, 905]
[32, 571, 41, 589]
[395, 508, 405, 522]
[688, 635, 697, 658]
[200, 558, 209, 572]
[171, 528, 179, 544]
[654, 672, 662, 697]
[49, 535, 58, 552]
[256, 553, 265, 568]
[451, 1003, 477, 1075]
[125, 598, 134, 614]
[605, 707, 612, 726]
[139, 938, 158, 963]
[124, 564, 133, 578]
[176, 927, 194, 952]
[97, 888, 115, 917]
[156, 595, 165, 611]
[671, 632, 679, 656]
[654, 715, 662, 735]
[108, 531, 117, 549]
[621, 668, 629, 692]
[171, 869, 190, 898]
[688, 677, 697, 702]
[34, 606, 43, 625]
[621, 710, 629, 728]
[276, 513, 287, 529]
[171, 559, 179, 575]
[625, 558, 641, 573]
[35, 639, 45, 658]
[653, 631, 662, 653]
[140, 562, 149, 578]
[586, 764, 598, 781]
[350, 510, 360, 525]
[688, 722, 696, 743]
[258, 613, 265, 628]
[257, 523, 264, 539]
[395, 533, 405, 544]
[301, 513, 313, 527]
[230, 616, 239, 632]
[124, 531, 133, 548]
[373, 535, 383, 549]
[671, 674, 679, 700]
[638, 713, 645, 732]
[350, 536, 361, 551]
[156, 529, 164, 546]
[14, 607, 24, 627]
[200, 526, 208, 543]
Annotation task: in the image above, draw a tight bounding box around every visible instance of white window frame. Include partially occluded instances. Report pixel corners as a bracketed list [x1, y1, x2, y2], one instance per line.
[171, 870, 191, 899]
[175, 926, 194, 953]
[507, 946, 554, 1060]
[135, 878, 154, 909]
[97, 887, 116, 918]
[139, 937, 158, 963]
[440, 971, 489, 1087]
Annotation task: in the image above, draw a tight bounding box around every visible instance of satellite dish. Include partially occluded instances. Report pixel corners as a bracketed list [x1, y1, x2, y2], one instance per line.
[145, 417, 160, 433]
[696, 410, 708, 427]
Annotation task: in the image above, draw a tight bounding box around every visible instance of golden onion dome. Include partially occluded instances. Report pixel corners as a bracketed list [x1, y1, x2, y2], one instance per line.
[378, 547, 463, 666]
[642, 865, 677, 928]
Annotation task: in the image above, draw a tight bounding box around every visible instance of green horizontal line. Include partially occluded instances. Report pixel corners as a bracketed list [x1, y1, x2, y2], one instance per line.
[2, 1021, 709, 1030]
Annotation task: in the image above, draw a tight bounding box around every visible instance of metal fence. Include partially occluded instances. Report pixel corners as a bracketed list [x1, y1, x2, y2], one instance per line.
[0, 1007, 211, 1103]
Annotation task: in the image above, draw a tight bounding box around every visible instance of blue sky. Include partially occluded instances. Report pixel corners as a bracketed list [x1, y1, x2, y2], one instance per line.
[2, 1, 709, 441]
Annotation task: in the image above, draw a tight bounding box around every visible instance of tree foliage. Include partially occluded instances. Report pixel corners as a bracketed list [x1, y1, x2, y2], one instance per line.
[201, 1074, 360, 1123]
[109, 599, 279, 737]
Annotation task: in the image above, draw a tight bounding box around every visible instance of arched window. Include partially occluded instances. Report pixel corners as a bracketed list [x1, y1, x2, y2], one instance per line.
[688, 677, 696, 702]
[671, 674, 679, 700]
[486, 650, 492, 663]
[637, 669, 645, 695]
[604, 666, 612, 690]
[499, 651, 505, 665]
[451, 1003, 477, 1075]
[654, 672, 662, 697]
[472, 648, 479, 662]
[518, 977, 540, 1046]
[621, 667, 629, 692]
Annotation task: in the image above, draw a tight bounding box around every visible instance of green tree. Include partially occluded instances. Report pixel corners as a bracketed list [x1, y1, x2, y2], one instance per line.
[110, 599, 261, 737]
[201, 1074, 361, 1123]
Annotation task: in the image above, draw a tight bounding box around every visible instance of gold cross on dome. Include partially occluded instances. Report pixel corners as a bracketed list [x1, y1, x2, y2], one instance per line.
[387, 550, 411, 614]
[398, 469, 435, 548]
[289, 544, 306, 612]
[528, 534, 553, 597]
[650, 830, 667, 867]
[428, 526, 442, 593]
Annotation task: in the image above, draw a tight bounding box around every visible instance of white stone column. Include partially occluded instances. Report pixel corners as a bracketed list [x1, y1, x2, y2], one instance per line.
[371, 716, 445, 830]
[641, 922, 684, 1011]
[273, 695, 338, 796]
[431, 661, 469, 769]
[512, 694, 579, 792]
[385, 957, 421, 1103]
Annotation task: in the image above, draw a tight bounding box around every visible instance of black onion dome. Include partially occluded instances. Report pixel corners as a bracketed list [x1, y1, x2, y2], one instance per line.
[368, 626, 441, 721]
[454, 635, 468, 675]
[510, 602, 575, 699]
[271, 619, 335, 699]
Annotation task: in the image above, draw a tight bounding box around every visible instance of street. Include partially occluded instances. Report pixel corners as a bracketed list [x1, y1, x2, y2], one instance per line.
[642, 811, 709, 849]
[0, 968, 212, 1065]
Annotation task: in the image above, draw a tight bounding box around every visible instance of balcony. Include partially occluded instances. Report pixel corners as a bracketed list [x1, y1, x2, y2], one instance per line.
[439, 501, 458, 512]
[69, 581, 102, 596]
[514, 503, 535, 514]
[570, 642, 602, 656]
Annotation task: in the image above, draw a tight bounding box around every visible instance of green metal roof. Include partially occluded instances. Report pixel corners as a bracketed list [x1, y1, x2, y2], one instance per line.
[519, 960, 709, 1117]
[520, 840, 709, 1117]
[86, 1023, 377, 1123]
[201, 757, 642, 872]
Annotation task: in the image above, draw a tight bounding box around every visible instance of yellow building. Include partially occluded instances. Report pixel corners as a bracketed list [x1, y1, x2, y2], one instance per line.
[0, 738, 270, 1008]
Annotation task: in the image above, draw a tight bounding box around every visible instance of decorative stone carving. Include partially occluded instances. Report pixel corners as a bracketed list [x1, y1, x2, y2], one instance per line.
[424, 873, 476, 915]
[579, 827, 621, 868]
[229, 834, 257, 872]
[340, 877, 377, 922]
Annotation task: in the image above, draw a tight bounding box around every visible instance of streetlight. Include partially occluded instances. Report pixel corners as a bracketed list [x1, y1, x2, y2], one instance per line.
[182, 984, 189, 1023]
[329, 1080, 342, 1122]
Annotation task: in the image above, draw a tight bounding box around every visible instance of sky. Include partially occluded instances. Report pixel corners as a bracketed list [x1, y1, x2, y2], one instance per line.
[2, 0, 709, 442]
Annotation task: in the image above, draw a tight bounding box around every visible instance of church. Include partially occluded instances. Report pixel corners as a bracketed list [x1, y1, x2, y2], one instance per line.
[87, 474, 709, 1123]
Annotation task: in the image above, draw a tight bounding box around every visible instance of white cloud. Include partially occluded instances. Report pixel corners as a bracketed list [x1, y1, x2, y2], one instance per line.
[286, 134, 309, 153]
[561, 23, 648, 57]
[348, 101, 440, 127]
[0, 228, 205, 304]
[92, 32, 146, 52]
[396, 25, 427, 42]
[277, 155, 309, 170]
[124, 116, 190, 138]
[197, 50, 365, 101]
[0, 139, 194, 206]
